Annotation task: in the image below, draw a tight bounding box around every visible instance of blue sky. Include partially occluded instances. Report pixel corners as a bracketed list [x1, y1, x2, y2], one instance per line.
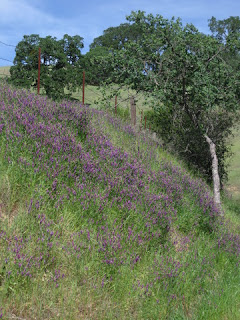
[0, 0, 239, 66]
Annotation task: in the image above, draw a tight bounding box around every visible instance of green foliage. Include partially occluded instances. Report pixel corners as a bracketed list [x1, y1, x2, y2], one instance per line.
[115, 105, 130, 120]
[81, 46, 112, 85]
[10, 34, 84, 100]
[208, 16, 240, 42]
[90, 22, 142, 51]
[208, 16, 240, 71]
[87, 21, 146, 86]
[104, 11, 240, 184]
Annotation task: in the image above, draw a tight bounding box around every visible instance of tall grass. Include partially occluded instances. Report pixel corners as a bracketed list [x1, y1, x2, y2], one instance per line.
[0, 81, 239, 319]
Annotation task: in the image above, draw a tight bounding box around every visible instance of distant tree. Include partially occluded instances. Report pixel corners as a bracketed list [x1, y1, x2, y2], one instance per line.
[9, 34, 40, 88]
[106, 11, 240, 208]
[208, 16, 240, 70]
[60, 34, 84, 93]
[208, 16, 240, 42]
[10, 34, 84, 100]
[61, 34, 84, 64]
[81, 46, 113, 85]
[90, 23, 142, 51]
[87, 23, 143, 85]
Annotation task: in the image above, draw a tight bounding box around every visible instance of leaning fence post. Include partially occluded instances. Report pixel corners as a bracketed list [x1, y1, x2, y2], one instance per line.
[115, 96, 117, 115]
[140, 110, 143, 131]
[130, 96, 136, 127]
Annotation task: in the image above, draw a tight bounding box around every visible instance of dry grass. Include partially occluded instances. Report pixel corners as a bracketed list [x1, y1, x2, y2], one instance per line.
[0, 66, 11, 77]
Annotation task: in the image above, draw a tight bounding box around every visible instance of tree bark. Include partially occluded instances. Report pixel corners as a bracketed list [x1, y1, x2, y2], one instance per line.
[204, 134, 222, 212]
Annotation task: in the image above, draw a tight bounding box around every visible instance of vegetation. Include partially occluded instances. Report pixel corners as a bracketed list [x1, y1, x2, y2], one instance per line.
[0, 81, 240, 319]
[9, 34, 84, 100]
[208, 16, 240, 71]
[100, 11, 240, 208]
[82, 46, 112, 86]
[0, 67, 10, 78]
[226, 125, 240, 199]
[2, 10, 240, 319]
[90, 22, 142, 51]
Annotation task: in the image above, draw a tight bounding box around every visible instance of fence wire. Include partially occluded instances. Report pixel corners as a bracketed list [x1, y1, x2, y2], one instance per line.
[0, 40, 16, 48]
[0, 39, 152, 130]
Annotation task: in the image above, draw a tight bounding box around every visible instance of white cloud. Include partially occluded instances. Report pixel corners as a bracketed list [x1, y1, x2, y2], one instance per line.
[0, 0, 79, 65]
[0, 0, 54, 27]
[1, 0, 239, 66]
[0, 0, 82, 40]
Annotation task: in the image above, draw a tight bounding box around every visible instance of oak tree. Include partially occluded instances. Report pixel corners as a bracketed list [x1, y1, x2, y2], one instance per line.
[106, 11, 240, 208]
[10, 34, 84, 100]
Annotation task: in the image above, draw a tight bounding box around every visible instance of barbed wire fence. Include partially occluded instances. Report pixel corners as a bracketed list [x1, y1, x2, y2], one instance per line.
[90, 83, 154, 132]
[0, 40, 16, 48]
[0, 39, 155, 134]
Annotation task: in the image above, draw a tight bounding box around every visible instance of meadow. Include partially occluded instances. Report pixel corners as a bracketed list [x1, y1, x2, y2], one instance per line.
[0, 66, 10, 78]
[225, 125, 240, 199]
[1, 65, 239, 194]
[0, 77, 239, 319]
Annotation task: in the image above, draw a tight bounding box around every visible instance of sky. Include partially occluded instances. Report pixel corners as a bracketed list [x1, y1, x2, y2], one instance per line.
[0, 0, 240, 66]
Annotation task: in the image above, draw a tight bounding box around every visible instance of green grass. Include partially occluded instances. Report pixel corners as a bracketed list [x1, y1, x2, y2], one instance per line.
[0, 82, 239, 319]
[1, 65, 149, 118]
[2, 65, 240, 197]
[73, 84, 240, 203]
[1, 161, 239, 319]
[69, 84, 151, 118]
[80, 85, 240, 203]
[226, 125, 240, 200]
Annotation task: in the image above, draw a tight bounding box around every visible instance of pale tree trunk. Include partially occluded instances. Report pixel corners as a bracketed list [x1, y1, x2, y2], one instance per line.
[204, 134, 222, 212]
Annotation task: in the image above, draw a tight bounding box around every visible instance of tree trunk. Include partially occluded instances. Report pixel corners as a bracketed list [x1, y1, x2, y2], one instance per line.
[204, 134, 222, 212]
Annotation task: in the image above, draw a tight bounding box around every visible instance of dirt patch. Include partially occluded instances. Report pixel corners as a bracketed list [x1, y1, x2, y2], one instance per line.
[0, 200, 19, 226]
[225, 185, 240, 199]
[169, 228, 191, 252]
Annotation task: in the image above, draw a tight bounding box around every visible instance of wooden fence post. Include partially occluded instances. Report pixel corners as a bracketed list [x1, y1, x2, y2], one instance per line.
[37, 47, 41, 95]
[82, 70, 85, 104]
[130, 96, 136, 127]
[140, 110, 143, 131]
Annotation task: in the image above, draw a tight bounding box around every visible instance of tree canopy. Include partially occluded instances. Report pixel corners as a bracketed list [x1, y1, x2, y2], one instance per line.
[208, 16, 240, 42]
[208, 16, 240, 70]
[81, 46, 112, 85]
[90, 22, 142, 51]
[10, 34, 84, 100]
[101, 11, 240, 206]
[9, 13, 240, 206]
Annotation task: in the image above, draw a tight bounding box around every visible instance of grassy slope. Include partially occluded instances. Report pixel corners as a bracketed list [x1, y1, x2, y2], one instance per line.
[70, 85, 150, 125]
[225, 126, 240, 199]
[0, 66, 10, 78]
[3, 62, 239, 183]
[2, 66, 238, 195]
[0, 81, 239, 319]
[74, 86, 240, 202]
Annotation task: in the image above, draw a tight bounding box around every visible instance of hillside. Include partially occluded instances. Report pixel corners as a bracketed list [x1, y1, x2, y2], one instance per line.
[0, 81, 239, 319]
[2, 65, 240, 199]
[226, 126, 240, 200]
[0, 66, 10, 78]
